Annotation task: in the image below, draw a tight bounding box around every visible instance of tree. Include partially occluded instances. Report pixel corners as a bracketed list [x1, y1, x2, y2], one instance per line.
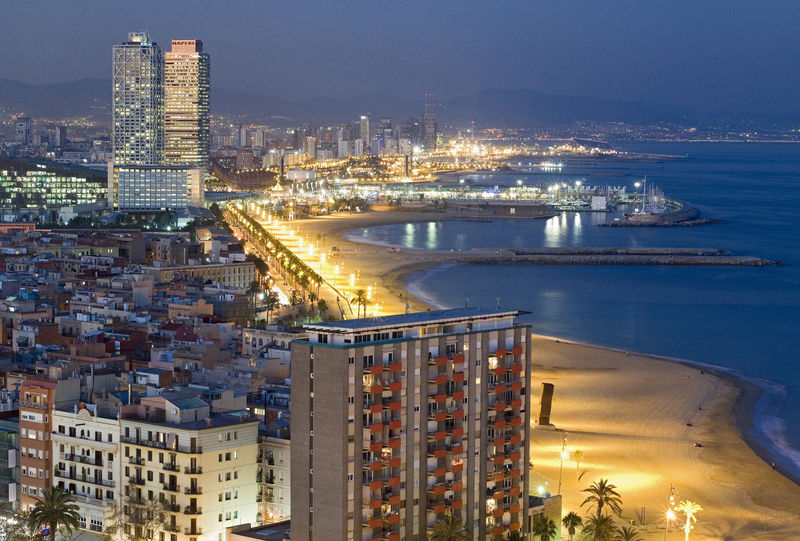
[582, 513, 616, 541]
[264, 290, 280, 324]
[572, 449, 584, 479]
[676, 500, 702, 541]
[581, 479, 623, 517]
[614, 525, 643, 541]
[562, 511, 583, 541]
[317, 298, 329, 319]
[118, 496, 170, 541]
[530, 514, 557, 541]
[429, 513, 467, 541]
[27, 487, 81, 541]
[350, 288, 369, 318]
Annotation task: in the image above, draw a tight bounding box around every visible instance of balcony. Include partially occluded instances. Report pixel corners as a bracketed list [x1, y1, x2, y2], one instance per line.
[162, 484, 180, 493]
[20, 399, 47, 410]
[164, 503, 181, 513]
[183, 506, 202, 515]
[184, 465, 203, 474]
[55, 470, 115, 488]
[184, 528, 203, 535]
[128, 476, 145, 486]
[128, 456, 145, 465]
[184, 486, 202, 495]
[61, 452, 102, 467]
[164, 524, 180, 533]
[163, 462, 180, 472]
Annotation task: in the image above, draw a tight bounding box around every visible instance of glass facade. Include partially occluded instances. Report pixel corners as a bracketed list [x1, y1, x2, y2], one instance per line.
[165, 40, 211, 168]
[112, 32, 165, 166]
[0, 159, 107, 208]
[111, 165, 203, 211]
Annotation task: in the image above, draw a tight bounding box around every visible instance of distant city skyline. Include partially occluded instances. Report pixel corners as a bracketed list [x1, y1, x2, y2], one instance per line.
[1, 1, 799, 116]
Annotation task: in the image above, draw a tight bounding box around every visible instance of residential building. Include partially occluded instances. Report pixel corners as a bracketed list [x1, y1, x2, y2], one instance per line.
[112, 32, 165, 166]
[258, 435, 290, 525]
[165, 40, 210, 168]
[142, 262, 256, 291]
[52, 405, 121, 533]
[291, 308, 532, 540]
[19, 377, 80, 511]
[119, 396, 259, 541]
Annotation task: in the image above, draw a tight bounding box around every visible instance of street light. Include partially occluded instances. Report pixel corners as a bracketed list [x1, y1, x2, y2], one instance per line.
[557, 432, 568, 495]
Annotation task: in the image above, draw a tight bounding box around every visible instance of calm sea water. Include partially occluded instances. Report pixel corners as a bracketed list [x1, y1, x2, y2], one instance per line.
[344, 142, 800, 476]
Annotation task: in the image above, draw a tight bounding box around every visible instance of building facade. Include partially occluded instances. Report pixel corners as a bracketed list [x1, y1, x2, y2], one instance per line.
[109, 165, 203, 211]
[113, 32, 165, 166]
[291, 308, 532, 541]
[52, 405, 121, 533]
[0, 158, 107, 210]
[0, 418, 20, 507]
[120, 398, 259, 541]
[258, 435, 291, 525]
[165, 40, 211, 169]
[18, 379, 57, 511]
[15, 118, 32, 146]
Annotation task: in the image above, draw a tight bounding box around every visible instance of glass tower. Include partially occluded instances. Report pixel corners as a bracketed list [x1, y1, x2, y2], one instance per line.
[112, 32, 164, 166]
[164, 40, 211, 168]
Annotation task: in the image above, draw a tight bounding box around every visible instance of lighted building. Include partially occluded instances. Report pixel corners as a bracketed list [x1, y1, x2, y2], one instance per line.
[0, 158, 107, 209]
[424, 93, 437, 151]
[291, 308, 532, 540]
[52, 405, 121, 533]
[113, 32, 164, 166]
[164, 40, 210, 168]
[141, 261, 256, 291]
[359, 115, 371, 142]
[258, 435, 291, 524]
[108, 164, 204, 211]
[120, 396, 259, 541]
[0, 418, 20, 507]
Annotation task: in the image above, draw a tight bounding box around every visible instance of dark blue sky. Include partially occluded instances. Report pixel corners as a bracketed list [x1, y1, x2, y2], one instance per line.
[2, 0, 799, 115]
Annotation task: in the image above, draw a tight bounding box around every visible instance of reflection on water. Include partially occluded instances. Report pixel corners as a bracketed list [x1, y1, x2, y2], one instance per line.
[427, 222, 438, 250]
[403, 223, 415, 248]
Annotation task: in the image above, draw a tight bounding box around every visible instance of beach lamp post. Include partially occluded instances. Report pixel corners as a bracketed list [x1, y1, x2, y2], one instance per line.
[664, 485, 676, 540]
[557, 432, 568, 495]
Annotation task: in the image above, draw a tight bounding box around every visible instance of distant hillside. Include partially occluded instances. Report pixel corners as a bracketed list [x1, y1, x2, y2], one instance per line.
[0, 77, 699, 126]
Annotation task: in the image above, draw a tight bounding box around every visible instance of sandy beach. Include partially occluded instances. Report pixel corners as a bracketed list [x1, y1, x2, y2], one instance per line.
[289, 209, 800, 539]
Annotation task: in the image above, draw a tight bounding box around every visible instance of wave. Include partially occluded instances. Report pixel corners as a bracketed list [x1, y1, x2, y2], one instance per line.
[405, 264, 456, 310]
[341, 228, 403, 249]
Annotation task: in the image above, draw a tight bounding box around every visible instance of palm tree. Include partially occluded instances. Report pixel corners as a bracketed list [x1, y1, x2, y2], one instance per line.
[264, 290, 280, 323]
[429, 513, 467, 541]
[27, 488, 81, 541]
[530, 514, 557, 541]
[581, 479, 623, 517]
[562, 511, 583, 541]
[614, 525, 643, 541]
[350, 288, 369, 318]
[572, 449, 584, 479]
[676, 500, 702, 541]
[582, 513, 616, 541]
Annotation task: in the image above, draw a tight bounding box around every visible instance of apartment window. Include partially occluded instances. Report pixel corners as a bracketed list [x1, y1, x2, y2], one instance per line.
[218, 474, 223, 482]
[348, 357, 354, 365]
[218, 494, 222, 502]
[225, 473, 231, 481]
[218, 514, 222, 523]
[347, 396, 354, 405]
[233, 511, 238, 519]
[218, 454, 223, 462]
[233, 451, 238, 459]
[234, 471, 238, 479]
[225, 452, 231, 461]
[225, 492, 231, 501]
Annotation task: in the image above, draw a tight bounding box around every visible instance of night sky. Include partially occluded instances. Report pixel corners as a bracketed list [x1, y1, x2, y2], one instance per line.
[2, 0, 799, 115]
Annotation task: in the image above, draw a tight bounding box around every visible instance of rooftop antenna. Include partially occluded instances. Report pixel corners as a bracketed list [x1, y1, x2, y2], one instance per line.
[496, 297, 501, 310]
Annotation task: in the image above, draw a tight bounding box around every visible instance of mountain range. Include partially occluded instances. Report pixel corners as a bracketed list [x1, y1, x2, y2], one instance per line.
[0, 77, 701, 127]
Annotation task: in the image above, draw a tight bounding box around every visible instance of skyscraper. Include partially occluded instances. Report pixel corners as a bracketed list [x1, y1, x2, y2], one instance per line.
[15, 118, 32, 146]
[164, 39, 210, 168]
[291, 308, 532, 540]
[359, 115, 371, 142]
[424, 93, 437, 151]
[112, 32, 164, 166]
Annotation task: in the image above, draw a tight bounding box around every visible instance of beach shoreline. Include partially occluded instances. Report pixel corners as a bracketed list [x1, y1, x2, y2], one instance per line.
[288, 209, 800, 536]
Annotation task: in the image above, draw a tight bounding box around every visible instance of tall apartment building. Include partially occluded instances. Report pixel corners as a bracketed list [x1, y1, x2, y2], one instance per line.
[258, 435, 291, 524]
[15, 118, 32, 146]
[164, 40, 210, 168]
[19, 377, 80, 510]
[291, 308, 532, 541]
[359, 115, 371, 142]
[119, 396, 259, 541]
[52, 405, 121, 533]
[113, 32, 165, 166]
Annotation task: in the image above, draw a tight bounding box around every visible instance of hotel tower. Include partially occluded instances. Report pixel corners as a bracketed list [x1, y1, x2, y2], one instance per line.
[291, 308, 532, 540]
[112, 32, 164, 166]
[164, 40, 211, 168]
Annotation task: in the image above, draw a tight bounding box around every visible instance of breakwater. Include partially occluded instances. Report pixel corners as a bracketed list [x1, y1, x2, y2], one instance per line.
[388, 246, 783, 267]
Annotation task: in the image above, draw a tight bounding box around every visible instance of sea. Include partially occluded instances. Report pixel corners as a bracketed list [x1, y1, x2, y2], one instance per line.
[343, 142, 800, 478]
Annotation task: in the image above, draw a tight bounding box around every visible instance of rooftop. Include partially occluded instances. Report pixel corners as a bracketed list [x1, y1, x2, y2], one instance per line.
[303, 307, 520, 333]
